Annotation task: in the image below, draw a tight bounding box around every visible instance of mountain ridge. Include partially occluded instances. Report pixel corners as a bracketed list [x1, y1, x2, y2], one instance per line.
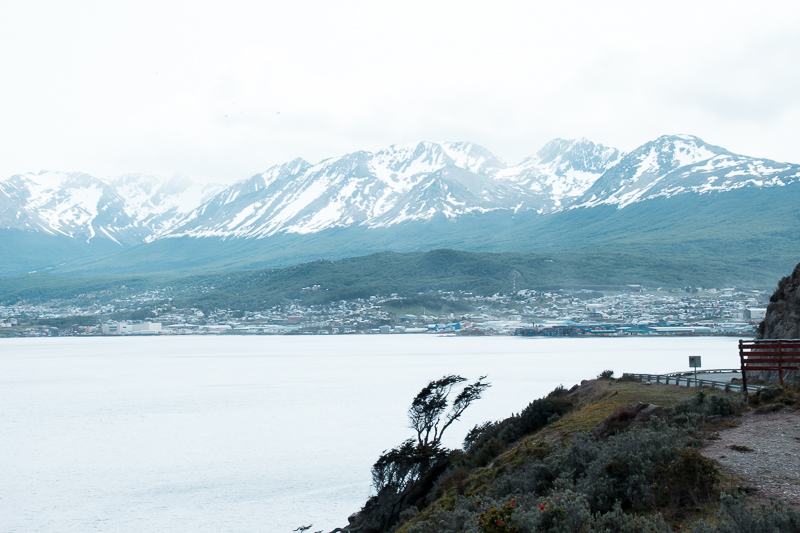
[5, 135, 796, 244]
[2, 134, 798, 278]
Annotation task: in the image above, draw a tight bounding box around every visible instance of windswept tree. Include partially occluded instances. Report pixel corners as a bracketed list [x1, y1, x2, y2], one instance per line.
[366, 375, 490, 531]
[408, 374, 490, 448]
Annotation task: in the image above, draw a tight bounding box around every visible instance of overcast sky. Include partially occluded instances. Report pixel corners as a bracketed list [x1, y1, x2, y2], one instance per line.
[2, 1, 799, 184]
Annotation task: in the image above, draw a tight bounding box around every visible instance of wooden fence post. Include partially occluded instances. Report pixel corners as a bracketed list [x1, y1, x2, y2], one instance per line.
[778, 339, 784, 387]
[739, 339, 748, 396]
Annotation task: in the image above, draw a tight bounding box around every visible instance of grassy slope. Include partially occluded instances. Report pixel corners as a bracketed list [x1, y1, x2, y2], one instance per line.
[540, 381, 699, 436]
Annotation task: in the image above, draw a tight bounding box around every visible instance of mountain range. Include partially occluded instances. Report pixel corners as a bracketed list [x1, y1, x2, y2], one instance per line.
[2, 134, 798, 285]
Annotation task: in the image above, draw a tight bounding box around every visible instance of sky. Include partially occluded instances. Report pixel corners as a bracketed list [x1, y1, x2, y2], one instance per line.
[2, 0, 799, 184]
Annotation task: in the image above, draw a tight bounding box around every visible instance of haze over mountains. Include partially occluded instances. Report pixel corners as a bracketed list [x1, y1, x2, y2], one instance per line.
[2, 134, 799, 283]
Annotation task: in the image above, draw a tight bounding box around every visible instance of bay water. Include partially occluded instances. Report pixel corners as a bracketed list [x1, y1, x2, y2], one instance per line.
[1, 335, 741, 532]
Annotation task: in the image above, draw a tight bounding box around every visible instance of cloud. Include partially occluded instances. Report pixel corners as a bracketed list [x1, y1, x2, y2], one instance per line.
[1, 0, 799, 183]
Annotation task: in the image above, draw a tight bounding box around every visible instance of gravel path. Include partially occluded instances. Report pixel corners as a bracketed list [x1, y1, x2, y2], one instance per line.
[701, 407, 800, 507]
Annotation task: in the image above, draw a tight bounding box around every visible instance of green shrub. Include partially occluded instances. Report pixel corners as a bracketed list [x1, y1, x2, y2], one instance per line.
[492, 425, 690, 513]
[691, 492, 800, 532]
[403, 498, 477, 533]
[464, 387, 574, 465]
[770, 275, 790, 303]
[598, 370, 615, 380]
[675, 390, 743, 417]
[513, 495, 671, 533]
[655, 449, 720, 509]
[755, 385, 784, 403]
[477, 501, 519, 533]
[472, 438, 507, 467]
[403, 419, 723, 533]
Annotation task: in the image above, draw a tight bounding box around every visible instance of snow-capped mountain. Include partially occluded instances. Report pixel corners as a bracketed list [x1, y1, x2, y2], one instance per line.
[111, 174, 225, 236]
[0, 171, 223, 245]
[163, 139, 624, 239]
[0, 171, 135, 244]
[578, 135, 800, 209]
[165, 141, 532, 239]
[4, 136, 799, 245]
[165, 134, 800, 241]
[2, 134, 800, 276]
[494, 138, 621, 211]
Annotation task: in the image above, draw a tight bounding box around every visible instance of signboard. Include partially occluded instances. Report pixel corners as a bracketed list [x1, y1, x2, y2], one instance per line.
[689, 356, 701, 368]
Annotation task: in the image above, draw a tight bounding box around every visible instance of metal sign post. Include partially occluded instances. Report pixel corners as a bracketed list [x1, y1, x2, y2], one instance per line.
[689, 356, 701, 387]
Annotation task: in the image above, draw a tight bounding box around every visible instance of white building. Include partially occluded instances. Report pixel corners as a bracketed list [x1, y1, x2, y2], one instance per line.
[102, 321, 162, 335]
[102, 321, 130, 335]
[131, 322, 162, 333]
[744, 308, 766, 322]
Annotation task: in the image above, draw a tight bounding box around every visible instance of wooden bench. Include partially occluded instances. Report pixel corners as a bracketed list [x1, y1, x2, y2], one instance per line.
[739, 339, 800, 391]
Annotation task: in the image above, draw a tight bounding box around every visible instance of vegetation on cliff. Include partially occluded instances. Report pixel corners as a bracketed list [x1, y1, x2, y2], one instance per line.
[759, 261, 800, 339]
[343, 377, 800, 533]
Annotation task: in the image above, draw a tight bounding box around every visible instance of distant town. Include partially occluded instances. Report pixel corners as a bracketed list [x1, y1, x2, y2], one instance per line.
[0, 284, 768, 338]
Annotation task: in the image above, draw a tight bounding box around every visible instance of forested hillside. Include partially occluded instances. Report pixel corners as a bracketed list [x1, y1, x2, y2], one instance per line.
[0, 249, 776, 310]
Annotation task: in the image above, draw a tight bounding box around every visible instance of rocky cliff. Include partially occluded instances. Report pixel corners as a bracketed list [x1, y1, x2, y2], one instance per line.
[759, 262, 800, 339]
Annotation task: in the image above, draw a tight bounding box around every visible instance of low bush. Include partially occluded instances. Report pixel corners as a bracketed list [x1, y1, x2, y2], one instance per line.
[691, 492, 800, 533]
[477, 501, 519, 533]
[675, 390, 744, 417]
[405, 491, 674, 533]
[655, 449, 720, 510]
[464, 386, 574, 465]
[748, 384, 800, 408]
[512, 495, 672, 533]
[399, 389, 737, 533]
[492, 425, 692, 513]
[754, 384, 784, 403]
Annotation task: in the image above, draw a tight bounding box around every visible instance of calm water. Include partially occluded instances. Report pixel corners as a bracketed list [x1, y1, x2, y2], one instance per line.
[1, 335, 741, 532]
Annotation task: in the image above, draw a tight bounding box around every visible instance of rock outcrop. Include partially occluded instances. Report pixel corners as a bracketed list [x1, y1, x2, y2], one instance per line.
[759, 262, 800, 339]
[592, 402, 663, 438]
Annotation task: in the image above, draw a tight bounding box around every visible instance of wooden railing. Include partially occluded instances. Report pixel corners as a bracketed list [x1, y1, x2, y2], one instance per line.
[622, 372, 761, 393]
[739, 339, 800, 390]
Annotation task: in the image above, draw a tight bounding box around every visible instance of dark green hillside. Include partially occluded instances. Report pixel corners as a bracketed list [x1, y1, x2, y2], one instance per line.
[0, 229, 123, 276]
[503, 185, 800, 266]
[45, 211, 540, 277]
[3, 185, 797, 306]
[0, 248, 777, 310]
[0, 271, 174, 305]
[35, 183, 799, 287]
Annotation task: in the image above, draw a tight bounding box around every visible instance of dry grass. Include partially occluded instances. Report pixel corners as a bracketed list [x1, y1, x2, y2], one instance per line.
[542, 381, 700, 437]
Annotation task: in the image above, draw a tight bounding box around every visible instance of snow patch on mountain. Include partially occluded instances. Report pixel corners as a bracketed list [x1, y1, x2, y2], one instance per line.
[494, 138, 621, 212]
[165, 141, 519, 239]
[0, 171, 114, 239]
[577, 135, 800, 209]
[5, 135, 800, 249]
[0, 170, 224, 244]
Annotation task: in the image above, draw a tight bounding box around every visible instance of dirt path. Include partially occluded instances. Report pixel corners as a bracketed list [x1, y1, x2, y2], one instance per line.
[701, 407, 800, 507]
